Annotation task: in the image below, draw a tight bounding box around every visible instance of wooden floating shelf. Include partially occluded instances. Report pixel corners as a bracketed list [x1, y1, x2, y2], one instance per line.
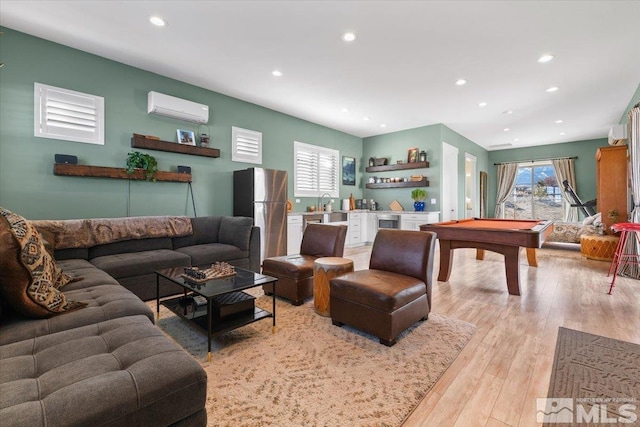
[365, 161, 429, 173]
[54, 163, 192, 183]
[131, 134, 220, 158]
[366, 178, 429, 189]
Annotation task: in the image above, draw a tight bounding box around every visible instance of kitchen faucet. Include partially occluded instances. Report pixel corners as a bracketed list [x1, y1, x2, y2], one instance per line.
[318, 193, 332, 212]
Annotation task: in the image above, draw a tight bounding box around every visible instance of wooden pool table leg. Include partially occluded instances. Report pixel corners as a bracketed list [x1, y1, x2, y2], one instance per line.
[437, 240, 454, 282]
[525, 248, 538, 267]
[503, 246, 522, 296]
[476, 249, 485, 260]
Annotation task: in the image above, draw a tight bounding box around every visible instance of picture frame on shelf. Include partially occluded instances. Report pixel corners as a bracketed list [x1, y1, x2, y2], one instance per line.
[407, 147, 419, 163]
[177, 129, 196, 146]
[342, 156, 356, 186]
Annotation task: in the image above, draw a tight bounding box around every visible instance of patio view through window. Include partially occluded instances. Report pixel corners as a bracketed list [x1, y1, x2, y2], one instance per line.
[504, 162, 564, 221]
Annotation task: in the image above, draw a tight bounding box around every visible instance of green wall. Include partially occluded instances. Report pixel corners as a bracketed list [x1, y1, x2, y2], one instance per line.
[0, 27, 362, 219]
[487, 138, 606, 217]
[362, 124, 489, 216]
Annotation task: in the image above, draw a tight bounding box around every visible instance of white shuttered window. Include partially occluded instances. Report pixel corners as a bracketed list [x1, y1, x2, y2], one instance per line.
[34, 83, 104, 145]
[294, 141, 339, 198]
[232, 126, 262, 164]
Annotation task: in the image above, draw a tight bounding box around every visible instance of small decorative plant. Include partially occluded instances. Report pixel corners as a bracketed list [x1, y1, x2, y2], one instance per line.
[411, 188, 427, 212]
[126, 151, 158, 182]
[411, 188, 427, 201]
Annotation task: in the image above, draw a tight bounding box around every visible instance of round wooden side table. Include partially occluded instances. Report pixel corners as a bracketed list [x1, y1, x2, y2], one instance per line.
[313, 257, 354, 317]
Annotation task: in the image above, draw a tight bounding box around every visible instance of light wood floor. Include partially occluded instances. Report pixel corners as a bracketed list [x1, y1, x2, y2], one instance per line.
[342, 243, 640, 427]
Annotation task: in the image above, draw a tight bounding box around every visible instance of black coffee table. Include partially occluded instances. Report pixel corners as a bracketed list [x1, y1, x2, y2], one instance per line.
[155, 267, 277, 361]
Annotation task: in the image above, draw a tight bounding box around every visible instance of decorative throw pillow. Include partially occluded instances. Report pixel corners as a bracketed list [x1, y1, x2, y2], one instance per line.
[0, 207, 85, 318]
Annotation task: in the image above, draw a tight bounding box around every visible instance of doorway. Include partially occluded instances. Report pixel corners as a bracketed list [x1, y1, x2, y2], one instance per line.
[442, 142, 459, 221]
[465, 153, 477, 218]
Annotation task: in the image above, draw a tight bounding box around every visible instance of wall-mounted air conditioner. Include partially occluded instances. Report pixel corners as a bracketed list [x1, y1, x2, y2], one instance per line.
[608, 124, 627, 146]
[147, 91, 209, 124]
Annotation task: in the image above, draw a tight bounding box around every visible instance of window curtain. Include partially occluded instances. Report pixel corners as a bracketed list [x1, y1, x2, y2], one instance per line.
[552, 158, 578, 222]
[620, 103, 640, 280]
[494, 163, 518, 218]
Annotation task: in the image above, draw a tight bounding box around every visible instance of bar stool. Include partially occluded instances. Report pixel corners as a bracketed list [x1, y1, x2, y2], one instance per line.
[607, 222, 640, 295]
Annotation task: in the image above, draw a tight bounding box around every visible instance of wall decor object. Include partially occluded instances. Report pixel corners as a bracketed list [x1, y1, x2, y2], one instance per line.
[177, 129, 196, 146]
[54, 154, 78, 164]
[342, 156, 356, 186]
[177, 166, 191, 174]
[408, 147, 419, 163]
[374, 158, 388, 166]
[419, 150, 427, 162]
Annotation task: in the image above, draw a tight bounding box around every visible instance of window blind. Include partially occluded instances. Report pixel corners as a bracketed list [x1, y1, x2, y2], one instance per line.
[232, 126, 262, 164]
[294, 141, 339, 198]
[34, 83, 104, 145]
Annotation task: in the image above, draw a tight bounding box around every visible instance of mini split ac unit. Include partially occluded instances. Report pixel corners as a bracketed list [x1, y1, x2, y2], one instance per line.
[147, 91, 209, 124]
[608, 124, 628, 146]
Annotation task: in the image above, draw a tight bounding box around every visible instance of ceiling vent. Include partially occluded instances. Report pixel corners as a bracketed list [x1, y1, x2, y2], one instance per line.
[608, 124, 627, 146]
[147, 91, 209, 124]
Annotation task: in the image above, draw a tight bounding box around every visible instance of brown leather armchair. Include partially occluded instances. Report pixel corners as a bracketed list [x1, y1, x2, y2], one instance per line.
[329, 229, 437, 346]
[262, 223, 348, 305]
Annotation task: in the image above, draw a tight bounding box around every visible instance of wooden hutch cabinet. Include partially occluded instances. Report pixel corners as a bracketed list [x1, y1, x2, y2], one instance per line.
[596, 145, 628, 232]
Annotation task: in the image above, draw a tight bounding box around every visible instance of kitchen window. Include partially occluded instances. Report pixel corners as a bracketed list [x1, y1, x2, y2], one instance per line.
[293, 141, 339, 198]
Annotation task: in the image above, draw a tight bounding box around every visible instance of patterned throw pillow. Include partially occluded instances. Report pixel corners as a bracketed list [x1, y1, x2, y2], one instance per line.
[0, 207, 85, 318]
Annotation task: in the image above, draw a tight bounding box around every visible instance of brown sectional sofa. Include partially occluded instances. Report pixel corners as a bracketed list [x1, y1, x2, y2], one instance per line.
[0, 214, 260, 426]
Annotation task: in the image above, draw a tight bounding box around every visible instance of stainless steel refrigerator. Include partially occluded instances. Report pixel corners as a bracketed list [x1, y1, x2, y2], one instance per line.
[233, 168, 288, 263]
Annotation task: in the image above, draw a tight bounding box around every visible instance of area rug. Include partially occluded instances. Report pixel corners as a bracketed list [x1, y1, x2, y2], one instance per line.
[544, 327, 640, 426]
[152, 294, 476, 427]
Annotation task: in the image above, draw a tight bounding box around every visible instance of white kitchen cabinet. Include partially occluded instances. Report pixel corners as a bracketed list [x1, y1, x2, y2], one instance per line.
[287, 215, 303, 255]
[399, 212, 440, 231]
[363, 212, 376, 243]
[348, 212, 363, 246]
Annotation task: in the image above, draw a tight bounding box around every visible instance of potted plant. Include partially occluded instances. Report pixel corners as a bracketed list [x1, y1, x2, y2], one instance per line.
[411, 188, 427, 212]
[126, 151, 158, 182]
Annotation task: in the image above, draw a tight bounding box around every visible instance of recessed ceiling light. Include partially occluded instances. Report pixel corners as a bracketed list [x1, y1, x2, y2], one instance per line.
[363, 117, 370, 121]
[555, 119, 564, 124]
[560, 132, 566, 135]
[149, 16, 167, 27]
[342, 32, 356, 42]
[272, 70, 283, 77]
[538, 54, 555, 63]
[478, 102, 487, 107]
[503, 110, 514, 115]
[546, 86, 559, 92]
[503, 128, 510, 132]
[341, 108, 349, 113]
[513, 138, 520, 142]
[380, 124, 386, 128]
[455, 79, 467, 86]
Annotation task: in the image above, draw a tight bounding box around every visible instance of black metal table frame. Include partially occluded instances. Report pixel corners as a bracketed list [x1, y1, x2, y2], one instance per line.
[155, 268, 276, 361]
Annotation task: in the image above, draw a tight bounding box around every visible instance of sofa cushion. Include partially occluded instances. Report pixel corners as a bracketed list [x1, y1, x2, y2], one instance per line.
[173, 216, 222, 249]
[219, 216, 253, 251]
[90, 249, 191, 279]
[0, 315, 207, 426]
[54, 247, 89, 261]
[330, 270, 426, 312]
[0, 282, 154, 346]
[0, 208, 84, 318]
[175, 243, 249, 266]
[89, 237, 173, 259]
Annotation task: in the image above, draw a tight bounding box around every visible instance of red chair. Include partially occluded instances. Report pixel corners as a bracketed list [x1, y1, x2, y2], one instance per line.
[607, 222, 640, 294]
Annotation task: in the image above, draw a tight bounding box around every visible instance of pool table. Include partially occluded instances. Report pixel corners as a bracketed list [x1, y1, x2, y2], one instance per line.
[419, 218, 554, 295]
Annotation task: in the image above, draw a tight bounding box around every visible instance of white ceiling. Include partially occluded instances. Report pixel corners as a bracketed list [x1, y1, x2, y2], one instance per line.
[2, 1, 639, 150]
